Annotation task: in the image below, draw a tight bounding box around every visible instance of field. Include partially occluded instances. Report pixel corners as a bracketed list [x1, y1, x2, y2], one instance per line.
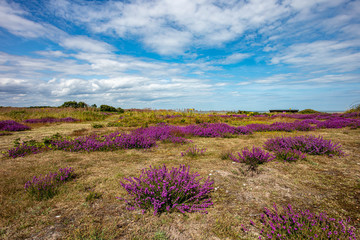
[0, 107, 359, 239]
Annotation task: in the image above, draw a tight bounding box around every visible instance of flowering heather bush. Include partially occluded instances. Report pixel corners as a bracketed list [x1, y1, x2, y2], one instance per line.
[51, 132, 156, 152]
[264, 135, 345, 157]
[162, 136, 191, 144]
[0, 120, 30, 131]
[23, 117, 79, 123]
[181, 123, 252, 137]
[119, 165, 214, 215]
[254, 204, 357, 240]
[5, 143, 45, 158]
[316, 118, 360, 129]
[342, 112, 360, 118]
[274, 149, 307, 162]
[24, 167, 75, 200]
[181, 145, 207, 157]
[246, 121, 315, 132]
[230, 147, 275, 171]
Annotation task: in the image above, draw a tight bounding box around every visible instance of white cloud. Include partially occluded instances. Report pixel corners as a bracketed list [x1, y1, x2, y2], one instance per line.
[300, 74, 359, 84]
[35, 50, 69, 58]
[0, 0, 57, 39]
[271, 40, 360, 72]
[60, 36, 114, 53]
[48, 0, 293, 55]
[220, 53, 252, 64]
[0, 0, 115, 55]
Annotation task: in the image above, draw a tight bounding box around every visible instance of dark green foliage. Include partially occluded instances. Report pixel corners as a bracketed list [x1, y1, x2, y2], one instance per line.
[78, 102, 87, 108]
[100, 105, 118, 112]
[92, 124, 104, 129]
[299, 109, 320, 114]
[60, 101, 88, 108]
[99, 105, 124, 113]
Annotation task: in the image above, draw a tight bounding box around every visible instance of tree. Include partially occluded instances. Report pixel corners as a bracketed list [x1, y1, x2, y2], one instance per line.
[60, 101, 88, 108]
[100, 105, 118, 112]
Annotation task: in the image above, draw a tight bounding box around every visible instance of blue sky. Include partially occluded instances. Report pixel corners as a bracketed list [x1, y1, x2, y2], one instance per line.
[0, 0, 359, 111]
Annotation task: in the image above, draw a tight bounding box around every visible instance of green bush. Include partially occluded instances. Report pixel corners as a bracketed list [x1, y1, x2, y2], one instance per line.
[299, 109, 320, 114]
[60, 101, 88, 108]
[100, 105, 118, 112]
[92, 124, 104, 129]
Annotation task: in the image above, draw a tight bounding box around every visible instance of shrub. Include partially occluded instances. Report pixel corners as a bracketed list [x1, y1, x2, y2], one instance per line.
[119, 164, 214, 215]
[117, 107, 125, 113]
[0, 120, 30, 131]
[181, 145, 207, 157]
[274, 149, 306, 162]
[5, 143, 45, 158]
[162, 136, 190, 144]
[100, 105, 118, 112]
[60, 101, 88, 108]
[230, 147, 275, 172]
[253, 204, 357, 240]
[24, 167, 75, 200]
[264, 135, 345, 157]
[299, 109, 320, 114]
[50, 132, 156, 152]
[92, 123, 104, 129]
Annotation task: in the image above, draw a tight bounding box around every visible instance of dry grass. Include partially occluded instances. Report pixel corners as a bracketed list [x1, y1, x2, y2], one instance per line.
[0, 114, 359, 239]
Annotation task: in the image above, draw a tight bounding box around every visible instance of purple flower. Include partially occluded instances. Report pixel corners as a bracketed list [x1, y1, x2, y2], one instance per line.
[248, 204, 357, 239]
[119, 164, 214, 215]
[230, 146, 275, 172]
[0, 120, 30, 131]
[24, 167, 75, 200]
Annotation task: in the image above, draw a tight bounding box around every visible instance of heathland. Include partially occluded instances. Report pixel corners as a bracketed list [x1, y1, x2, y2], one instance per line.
[0, 106, 359, 239]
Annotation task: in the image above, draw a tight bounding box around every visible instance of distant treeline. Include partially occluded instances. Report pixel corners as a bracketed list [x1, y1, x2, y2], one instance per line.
[27, 101, 124, 113]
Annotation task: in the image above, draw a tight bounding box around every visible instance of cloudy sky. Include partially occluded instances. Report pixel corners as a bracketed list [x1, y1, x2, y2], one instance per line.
[0, 0, 359, 111]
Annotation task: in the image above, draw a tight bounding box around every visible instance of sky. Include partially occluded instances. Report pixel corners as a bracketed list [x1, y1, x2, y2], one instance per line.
[0, 0, 359, 111]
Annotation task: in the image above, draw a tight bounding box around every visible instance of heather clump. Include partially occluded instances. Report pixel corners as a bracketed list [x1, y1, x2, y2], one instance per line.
[252, 204, 357, 240]
[0, 120, 30, 131]
[181, 145, 207, 157]
[230, 147, 275, 172]
[162, 136, 191, 144]
[50, 132, 156, 152]
[264, 135, 345, 157]
[119, 165, 214, 215]
[274, 149, 306, 162]
[317, 118, 360, 129]
[24, 167, 75, 200]
[6, 143, 45, 158]
[181, 123, 251, 137]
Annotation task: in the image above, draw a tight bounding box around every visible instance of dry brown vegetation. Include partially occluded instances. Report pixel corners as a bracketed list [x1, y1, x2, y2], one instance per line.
[0, 109, 359, 239]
